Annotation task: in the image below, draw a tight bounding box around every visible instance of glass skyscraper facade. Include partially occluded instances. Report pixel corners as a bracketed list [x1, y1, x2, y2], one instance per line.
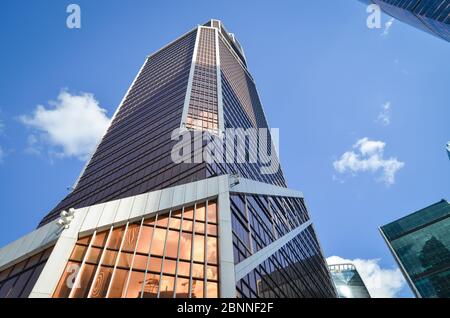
[328, 264, 371, 298]
[360, 0, 450, 42]
[380, 199, 450, 298]
[0, 20, 336, 298]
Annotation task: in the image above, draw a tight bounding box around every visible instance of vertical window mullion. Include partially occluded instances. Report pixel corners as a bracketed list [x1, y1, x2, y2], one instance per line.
[204, 200, 208, 298]
[188, 203, 197, 298]
[69, 231, 97, 298]
[87, 226, 113, 298]
[139, 213, 158, 298]
[156, 210, 172, 298]
[173, 207, 184, 298]
[105, 222, 130, 298]
[122, 218, 145, 297]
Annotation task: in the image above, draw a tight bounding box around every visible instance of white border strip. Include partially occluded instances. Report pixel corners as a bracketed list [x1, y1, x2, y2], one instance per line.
[180, 26, 201, 130]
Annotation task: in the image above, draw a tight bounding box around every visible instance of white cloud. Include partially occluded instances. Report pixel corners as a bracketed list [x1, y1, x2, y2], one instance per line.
[326, 256, 406, 298]
[382, 18, 395, 36]
[376, 102, 391, 126]
[20, 90, 111, 161]
[333, 137, 404, 185]
[0, 146, 4, 163]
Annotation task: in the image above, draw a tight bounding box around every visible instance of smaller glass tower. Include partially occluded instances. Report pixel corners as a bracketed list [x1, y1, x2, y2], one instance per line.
[380, 199, 450, 298]
[328, 263, 371, 298]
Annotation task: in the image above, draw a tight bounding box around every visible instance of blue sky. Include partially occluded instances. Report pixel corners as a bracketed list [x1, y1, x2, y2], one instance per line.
[0, 0, 449, 298]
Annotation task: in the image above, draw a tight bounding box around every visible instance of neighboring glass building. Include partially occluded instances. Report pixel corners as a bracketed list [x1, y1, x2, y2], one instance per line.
[359, 0, 450, 42]
[380, 199, 450, 298]
[328, 264, 371, 298]
[0, 20, 337, 298]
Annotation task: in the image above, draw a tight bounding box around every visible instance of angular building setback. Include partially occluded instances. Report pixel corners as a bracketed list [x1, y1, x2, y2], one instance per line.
[380, 199, 450, 298]
[328, 264, 371, 298]
[360, 0, 450, 42]
[0, 20, 337, 298]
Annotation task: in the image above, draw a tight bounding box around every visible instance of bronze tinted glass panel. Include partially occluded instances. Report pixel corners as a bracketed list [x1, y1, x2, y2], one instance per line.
[206, 237, 218, 264]
[192, 235, 205, 263]
[92, 231, 109, 248]
[150, 228, 167, 256]
[90, 266, 113, 298]
[71, 263, 96, 298]
[107, 226, 125, 250]
[159, 275, 174, 298]
[175, 277, 190, 298]
[125, 270, 145, 298]
[107, 268, 128, 298]
[122, 224, 140, 252]
[183, 206, 194, 220]
[179, 233, 192, 260]
[142, 273, 159, 298]
[177, 261, 190, 277]
[207, 201, 217, 223]
[147, 257, 162, 273]
[191, 279, 204, 298]
[135, 226, 153, 254]
[196, 203, 206, 222]
[164, 230, 180, 259]
[206, 281, 218, 298]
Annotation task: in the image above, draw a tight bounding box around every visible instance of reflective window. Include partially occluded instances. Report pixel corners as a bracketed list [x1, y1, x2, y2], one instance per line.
[53, 199, 219, 298]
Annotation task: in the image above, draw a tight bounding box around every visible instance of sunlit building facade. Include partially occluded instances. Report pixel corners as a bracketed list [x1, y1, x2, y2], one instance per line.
[0, 20, 336, 298]
[380, 199, 450, 298]
[360, 0, 450, 42]
[328, 263, 371, 298]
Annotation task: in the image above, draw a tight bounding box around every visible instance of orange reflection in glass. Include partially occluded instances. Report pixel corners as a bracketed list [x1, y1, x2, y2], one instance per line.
[177, 261, 190, 277]
[125, 270, 145, 298]
[191, 279, 204, 298]
[159, 275, 174, 298]
[178, 233, 192, 261]
[196, 203, 206, 222]
[194, 222, 205, 234]
[132, 254, 148, 271]
[150, 228, 166, 256]
[85, 247, 102, 264]
[107, 268, 128, 298]
[183, 206, 194, 220]
[169, 218, 181, 230]
[207, 265, 218, 280]
[162, 259, 177, 275]
[70, 245, 87, 262]
[156, 214, 169, 227]
[207, 201, 217, 223]
[206, 237, 218, 264]
[142, 273, 159, 298]
[53, 261, 78, 298]
[102, 250, 118, 266]
[90, 266, 113, 298]
[71, 263, 96, 298]
[135, 226, 153, 254]
[147, 257, 162, 273]
[193, 235, 205, 263]
[207, 224, 217, 236]
[107, 226, 125, 250]
[92, 231, 108, 248]
[122, 224, 140, 252]
[206, 281, 218, 298]
[182, 220, 193, 232]
[164, 230, 179, 259]
[192, 263, 204, 279]
[117, 252, 134, 269]
[143, 217, 156, 226]
[175, 278, 190, 298]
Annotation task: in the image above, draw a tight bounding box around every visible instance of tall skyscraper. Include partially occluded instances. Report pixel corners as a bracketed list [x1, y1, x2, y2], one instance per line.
[380, 199, 450, 298]
[360, 0, 450, 42]
[328, 263, 371, 298]
[0, 20, 337, 298]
